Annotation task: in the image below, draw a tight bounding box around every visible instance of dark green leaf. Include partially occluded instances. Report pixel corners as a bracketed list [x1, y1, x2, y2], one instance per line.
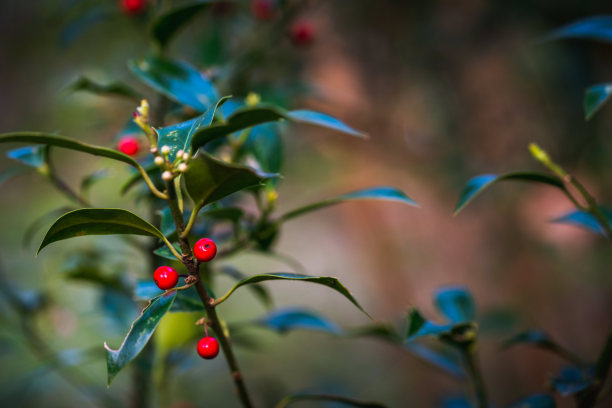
[7, 145, 48, 168]
[544, 16, 612, 43]
[255, 307, 342, 335]
[151, 0, 216, 48]
[403, 343, 466, 378]
[287, 110, 367, 138]
[345, 323, 401, 343]
[129, 56, 218, 112]
[201, 207, 244, 222]
[508, 394, 556, 408]
[584, 83, 612, 120]
[405, 308, 427, 339]
[551, 207, 612, 236]
[183, 152, 275, 208]
[434, 286, 476, 324]
[134, 282, 205, 312]
[22, 206, 76, 247]
[503, 330, 584, 365]
[153, 244, 181, 261]
[37, 208, 165, 254]
[66, 75, 141, 101]
[217, 272, 371, 319]
[218, 266, 272, 310]
[104, 291, 176, 385]
[244, 123, 283, 173]
[280, 187, 418, 222]
[157, 96, 229, 161]
[454, 172, 565, 215]
[276, 393, 387, 408]
[551, 366, 593, 397]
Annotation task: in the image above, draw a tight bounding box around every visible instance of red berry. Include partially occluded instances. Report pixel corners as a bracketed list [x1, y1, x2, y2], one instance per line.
[153, 266, 179, 290]
[193, 238, 217, 262]
[251, 0, 275, 21]
[291, 20, 315, 46]
[120, 0, 146, 15]
[117, 136, 140, 156]
[197, 336, 219, 359]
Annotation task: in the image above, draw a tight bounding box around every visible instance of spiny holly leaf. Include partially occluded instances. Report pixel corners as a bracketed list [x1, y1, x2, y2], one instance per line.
[544, 16, 612, 43]
[151, 0, 217, 48]
[584, 83, 612, 120]
[134, 281, 205, 312]
[218, 266, 272, 310]
[434, 286, 476, 324]
[104, 291, 176, 385]
[276, 393, 387, 408]
[157, 96, 229, 161]
[216, 273, 371, 319]
[454, 172, 565, 215]
[255, 307, 342, 335]
[183, 151, 276, 208]
[190, 105, 366, 151]
[37, 208, 165, 254]
[551, 207, 612, 236]
[508, 394, 556, 408]
[66, 75, 141, 101]
[280, 187, 418, 222]
[129, 55, 218, 112]
[7, 145, 48, 168]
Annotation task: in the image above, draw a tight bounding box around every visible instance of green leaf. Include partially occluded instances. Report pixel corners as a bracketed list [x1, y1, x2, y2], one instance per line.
[503, 330, 583, 364]
[280, 187, 418, 222]
[244, 123, 283, 173]
[276, 393, 387, 408]
[104, 291, 176, 385]
[190, 105, 366, 151]
[157, 96, 229, 161]
[66, 75, 141, 101]
[544, 16, 612, 43]
[183, 152, 276, 208]
[215, 272, 371, 319]
[7, 145, 48, 168]
[153, 244, 181, 261]
[129, 56, 218, 112]
[551, 366, 593, 397]
[0, 166, 27, 187]
[405, 308, 427, 339]
[584, 83, 612, 120]
[201, 207, 244, 222]
[434, 286, 476, 324]
[218, 266, 272, 310]
[255, 307, 342, 335]
[404, 343, 466, 378]
[22, 206, 76, 248]
[120, 165, 159, 196]
[508, 394, 556, 408]
[454, 172, 565, 215]
[80, 169, 108, 195]
[551, 207, 612, 236]
[37, 208, 165, 255]
[151, 0, 216, 48]
[134, 282, 206, 312]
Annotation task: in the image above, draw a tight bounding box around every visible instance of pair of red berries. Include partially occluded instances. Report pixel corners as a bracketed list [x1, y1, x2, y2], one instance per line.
[153, 238, 217, 290]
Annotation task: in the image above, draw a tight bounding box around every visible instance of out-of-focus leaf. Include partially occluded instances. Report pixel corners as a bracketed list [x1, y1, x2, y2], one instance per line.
[287, 110, 367, 138]
[508, 394, 556, 408]
[454, 172, 565, 215]
[59, 4, 114, 47]
[584, 83, 612, 120]
[544, 16, 612, 43]
[551, 207, 612, 236]
[276, 393, 387, 408]
[434, 286, 476, 324]
[405, 308, 427, 339]
[134, 281, 205, 312]
[255, 307, 342, 335]
[104, 291, 177, 385]
[37, 208, 165, 254]
[551, 366, 594, 397]
[345, 323, 401, 343]
[101, 289, 138, 328]
[120, 164, 159, 195]
[244, 122, 283, 173]
[403, 343, 466, 378]
[442, 397, 473, 408]
[80, 169, 109, 195]
[0, 166, 27, 187]
[280, 187, 418, 222]
[503, 330, 584, 364]
[66, 75, 141, 100]
[201, 207, 244, 222]
[151, 0, 217, 47]
[153, 244, 181, 261]
[129, 55, 218, 112]
[218, 266, 272, 310]
[64, 259, 125, 292]
[7, 145, 48, 168]
[155, 312, 201, 358]
[183, 152, 275, 208]
[216, 272, 371, 318]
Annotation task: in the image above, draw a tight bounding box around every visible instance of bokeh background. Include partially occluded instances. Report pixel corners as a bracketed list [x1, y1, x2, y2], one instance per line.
[1, 0, 612, 407]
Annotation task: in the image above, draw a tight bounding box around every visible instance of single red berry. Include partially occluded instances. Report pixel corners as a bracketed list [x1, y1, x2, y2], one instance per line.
[291, 20, 315, 46]
[251, 0, 275, 21]
[120, 0, 147, 15]
[117, 136, 140, 156]
[197, 336, 219, 359]
[193, 238, 217, 262]
[153, 266, 179, 290]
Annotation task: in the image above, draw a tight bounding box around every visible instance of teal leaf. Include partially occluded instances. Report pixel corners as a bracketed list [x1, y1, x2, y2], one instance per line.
[404, 343, 466, 378]
[280, 187, 418, 222]
[7, 145, 48, 168]
[287, 110, 367, 138]
[37, 208, 165, 254]
[0, 166, 27, 187]
[434, 286, 476, 324]
[544, 16, 612, 43]
[129, 56, 218, 112]
[454, 172, 565, 215]
[218, 266, 272, 310]
[551, 366, 593, 397]
[134, 281, 205, 312]
[584, 83, 612, 120]
[157, 96, 229, 161]
[551, 207, 612, 236]
[66, 75, 141, 101]
[216, 272, 371, 319]
[508, 394, 556, 408]
[151, 0, 216, 48]
[276, 393, 387, 408]
[183, 151, 276, 208]
[104, 291, 176, 385]
[255, 307, 342, 335]
[244, 123, 283, 173]
[503, 330, 583, 364]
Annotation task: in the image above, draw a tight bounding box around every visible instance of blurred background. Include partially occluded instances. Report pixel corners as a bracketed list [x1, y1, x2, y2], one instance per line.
[1, 0, 612, 407]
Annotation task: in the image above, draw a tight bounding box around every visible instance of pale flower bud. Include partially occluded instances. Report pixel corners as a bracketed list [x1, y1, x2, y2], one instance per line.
[161, 171, 173, 181]
[177, 163, 188, 172]
[176, 149, 184, 158]
[160, 145, 170, 155]
[154, 156, 165, 166]
[182, 152, 190, 161]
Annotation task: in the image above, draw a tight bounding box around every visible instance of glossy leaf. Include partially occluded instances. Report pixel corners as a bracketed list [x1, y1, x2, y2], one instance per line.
[584, 83, 612, 120]
[37, 208, 165, 254]
[454, 172, 565, 215]
[104, 291, 176, 385]
[434, 286, 476, 323]
[129, 56, 218, 112]
[545, 16, 612, 43]
[287, 110, 367, 138]
[157, 96, 229, 161]
[134, 282, 205, 312]
[151, 0, 216, 48]
[551, 366, 593, 397]
[183, 152, 275, 208]
[7, 145, 48, 168]
[66, 75, 141, 101]
[216, 272, 371, 318]
[276, 393, 387, 408]
[508, 394, 556, 408]
[255, 307, 342, 335]
[551, 207, 612, 236]
[218, 266, 272, 310]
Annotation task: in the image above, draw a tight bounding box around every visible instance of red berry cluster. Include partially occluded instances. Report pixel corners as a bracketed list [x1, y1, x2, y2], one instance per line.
[152, 238, 217, 291]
